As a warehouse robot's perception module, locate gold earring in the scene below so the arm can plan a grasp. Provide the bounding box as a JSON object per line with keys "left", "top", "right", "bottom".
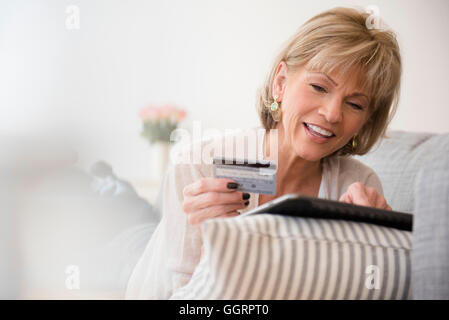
{"left": 270, "top": 95, "right": 282, "bottom": 122}
{"left": 352, "top": 136, "right": 357, "bottom": 150}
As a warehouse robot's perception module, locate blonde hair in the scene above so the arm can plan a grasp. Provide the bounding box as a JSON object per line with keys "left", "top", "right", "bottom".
{"left": 257, "top": 7, "right": 402, "bottom": 156}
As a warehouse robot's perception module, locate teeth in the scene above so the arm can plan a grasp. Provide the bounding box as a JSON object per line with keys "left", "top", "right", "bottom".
{"left": 306, "top": 123, "right": 333, "bottom": 137}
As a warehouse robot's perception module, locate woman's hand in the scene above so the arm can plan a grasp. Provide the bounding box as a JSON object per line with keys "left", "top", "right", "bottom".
{"left": 182, "top": 177, "right": 250, "bottom": 233}
{"left": 339, "top": 182, "right": 392, "bottom": 210}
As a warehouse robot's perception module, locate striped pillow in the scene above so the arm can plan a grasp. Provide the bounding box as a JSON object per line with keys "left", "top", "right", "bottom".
{"left": 171, "top": 214, "right": 412, "bottom": 300}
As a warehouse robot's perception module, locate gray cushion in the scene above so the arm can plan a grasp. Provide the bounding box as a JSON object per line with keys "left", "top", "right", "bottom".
{"left": 356, "top": 130, "right": 449, "bottom": 213}
{"left": 172, "top": 214, "right": 412, "bottom": 300}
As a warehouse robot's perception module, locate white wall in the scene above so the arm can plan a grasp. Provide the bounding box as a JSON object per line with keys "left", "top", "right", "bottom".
{"left": 1, "top": 0, "right": 448, "bottom": 181}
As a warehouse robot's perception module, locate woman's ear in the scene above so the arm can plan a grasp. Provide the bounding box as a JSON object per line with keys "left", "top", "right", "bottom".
{"left": 272, "top": 61, "right": 288, "bottom": 101}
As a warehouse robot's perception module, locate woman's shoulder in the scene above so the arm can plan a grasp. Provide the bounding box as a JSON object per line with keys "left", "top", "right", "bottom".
{"left": 323, "top": 155, "right": 384, "bottom": 196}
{"left": 327, "top": 155, "right": 377, "bottom": 176}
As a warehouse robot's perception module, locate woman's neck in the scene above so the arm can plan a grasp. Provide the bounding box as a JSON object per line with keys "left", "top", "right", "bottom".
{"left": 263, "top": 124, "right": 322, "bottom": 194}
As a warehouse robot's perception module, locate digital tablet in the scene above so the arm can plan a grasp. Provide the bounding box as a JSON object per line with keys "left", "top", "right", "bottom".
{"left": 240, "top": 193, "right": 413, "bottom": 231}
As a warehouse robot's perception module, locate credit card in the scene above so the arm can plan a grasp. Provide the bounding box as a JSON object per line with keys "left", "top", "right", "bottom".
{"left": 213, "top": 157, "right": 277, "bottom": 195}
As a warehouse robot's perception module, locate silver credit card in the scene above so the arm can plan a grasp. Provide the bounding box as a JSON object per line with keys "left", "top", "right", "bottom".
{"left": 213, "top": 157, "right": 277, "bottom": 195}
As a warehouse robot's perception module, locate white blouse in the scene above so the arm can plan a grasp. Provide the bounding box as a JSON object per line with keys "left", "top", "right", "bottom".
{"left": 125, "top": 127, "right": 383, "bottom": 299}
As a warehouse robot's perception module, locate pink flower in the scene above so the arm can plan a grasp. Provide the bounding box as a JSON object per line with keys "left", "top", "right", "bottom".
{"left": 160, "top": 104, "right": 175, "bottom": 119}
{"left": 139, "top": 105, "right": 159, "bottom": 121}
{"left": 139, "top": 104, "right": 187, "bottom": 123}
{"left": 177, "top": 109, "right": 187, "bottom": 121}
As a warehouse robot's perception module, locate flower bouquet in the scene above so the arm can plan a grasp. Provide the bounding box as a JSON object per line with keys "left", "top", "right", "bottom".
{"left": 139, "top": 104, "right": 187, "bottom": 145}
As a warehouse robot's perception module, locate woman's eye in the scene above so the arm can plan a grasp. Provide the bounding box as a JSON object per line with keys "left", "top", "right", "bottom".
{"left": 311, "top": 84, "right": 327, "bottom": 93}
{"left": 348, "top": 102, "right": 363, "bottom": 110}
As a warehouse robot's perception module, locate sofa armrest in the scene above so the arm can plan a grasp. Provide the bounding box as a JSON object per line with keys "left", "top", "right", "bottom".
{"left": 412, "top": 163, "right": 449, "bottom": 299}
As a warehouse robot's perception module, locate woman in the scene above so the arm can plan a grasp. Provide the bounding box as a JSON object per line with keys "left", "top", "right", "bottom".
{"left": 126, "top": 6, "right": 401, "bottom": 299}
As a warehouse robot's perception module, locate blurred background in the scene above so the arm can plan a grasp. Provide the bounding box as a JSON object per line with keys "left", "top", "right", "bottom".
{"left": 1, "top": 0, "right": 448, "bottom": 299}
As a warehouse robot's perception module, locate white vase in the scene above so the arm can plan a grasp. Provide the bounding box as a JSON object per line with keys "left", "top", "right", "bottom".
{"left": 157, "top": 142, "right": 170, "bottom": 179}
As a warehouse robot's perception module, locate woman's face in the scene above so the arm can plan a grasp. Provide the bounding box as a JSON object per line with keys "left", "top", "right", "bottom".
{"left": 273, "top": 62, "right": 370, "bottom": 161}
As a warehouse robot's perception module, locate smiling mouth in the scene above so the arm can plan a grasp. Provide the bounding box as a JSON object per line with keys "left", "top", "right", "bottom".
{"left": 303, "top": 123, "right": 336, "bottom": 138}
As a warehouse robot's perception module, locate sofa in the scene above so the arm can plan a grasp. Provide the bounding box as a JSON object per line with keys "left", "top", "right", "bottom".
{"left": 4, "top": 130, "right": 447, "bottom": 299}
{"left": 169, "top": 130, "right": 449, "bottom": 300}
{"left": 123, "top": 129, "right": 448, "bottom": 300}
{"left": 355, "top": 130, "right": 449, "bottom": 299}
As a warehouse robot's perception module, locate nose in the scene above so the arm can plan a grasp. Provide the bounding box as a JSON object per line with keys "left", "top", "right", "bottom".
{"left": 318, "top": 99, "right": 343, "bottom": 124}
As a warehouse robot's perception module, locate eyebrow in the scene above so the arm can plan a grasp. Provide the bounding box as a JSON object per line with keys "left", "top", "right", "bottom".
{"left": 310, "top": 72, "right": 339, "bottom": 86}
{"left": 309, "top": 72, "right": 369, "bottom": 100}
{"left": 350, "top": 92, "right": 370, "bottom": 100}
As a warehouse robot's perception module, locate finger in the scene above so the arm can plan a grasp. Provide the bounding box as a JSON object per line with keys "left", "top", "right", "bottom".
{"left": 339, "top": 192, "right": 349, "bottom": 203}
{"left": 187, "top": 202, "right": 248, "bottom": 225}
{"left": 385, "top": 204, "right": 392, "bottom": 211}
{"left": 216, "top": 211, "right": 241, "bottom": 219}
{"left": 364, "top": 187, "right": 390, "bottom": 210}
{"left": 183, "top": 177, "right": 239, "bottom": 197}
{"left": 365, "top": 187, "right": 379, "bottom": 205}
{"left": 374, "top": 194, "right": 388, "bottom": 210}
{"left": 183, "top": 190, "right": 249, "bottom": 213}
{"left": 346, "top": 182, "right": 371, "bottom": 207}
{"left": 193, "top": 191, "right": 249, "bottom": 210}
{"left": 339, "top": 192, "right": 353, "bottom": 204}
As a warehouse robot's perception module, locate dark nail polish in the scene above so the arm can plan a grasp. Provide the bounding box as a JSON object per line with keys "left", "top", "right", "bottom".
{"left": 244, "top": 201, "right": 249, "bottom": 206}
{"left": 227, "top": 182, "right": 239, "bottom": 189}
{"left": 242, "top": 193, "right": 250, "bottom": 200}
